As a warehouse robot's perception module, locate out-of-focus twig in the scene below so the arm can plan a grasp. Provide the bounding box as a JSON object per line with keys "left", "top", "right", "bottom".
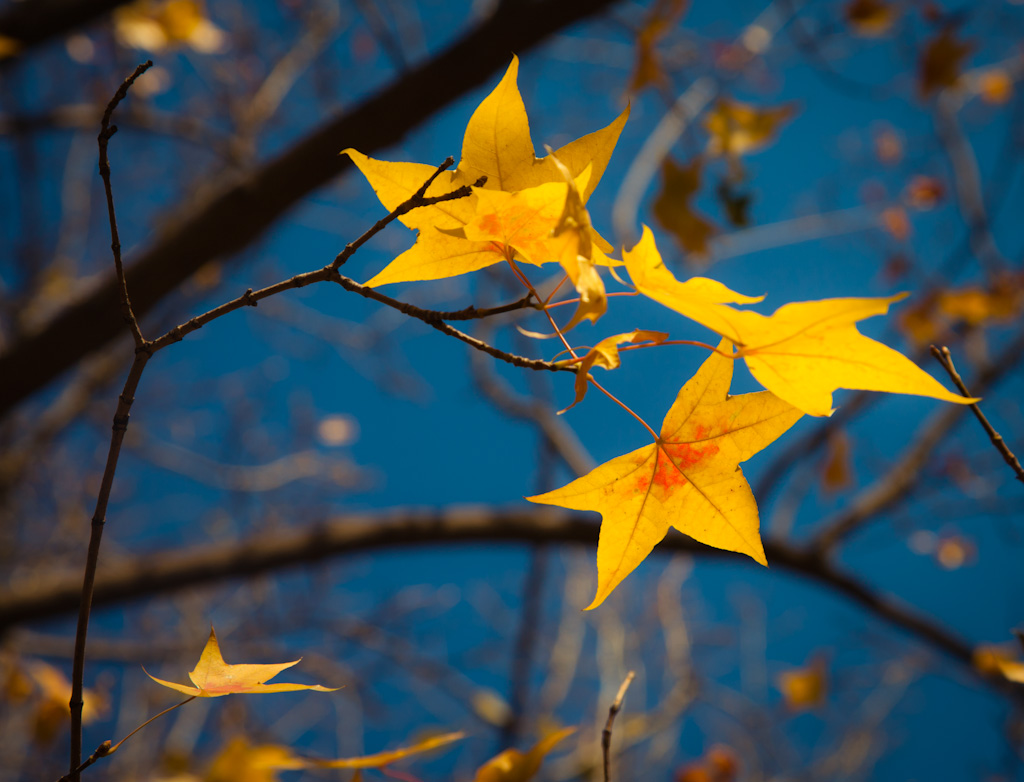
{"left": 602, "top": 670, "right": 635, "bottom": 782}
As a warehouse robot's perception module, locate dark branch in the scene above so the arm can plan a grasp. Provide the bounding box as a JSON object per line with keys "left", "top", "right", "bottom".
{"left": 0, "top": 0, "right": 621, "bottom": 417}
{"left": 1, "top": 507, "right": 1016, "bottom": 701}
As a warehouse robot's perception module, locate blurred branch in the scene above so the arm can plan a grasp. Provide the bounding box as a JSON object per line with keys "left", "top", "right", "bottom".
{"left": 2, "top": 507, "right": 1014, "bottom": 700}
{"left": 934, "top": 94, "right": 1008, "bottom": 273}
{"left": 0, "top": 0, "right": 621, "bottom": 417}
{"left": 931, "top": 345, "right": 1024, "bottom": 485}
{"left": 602, "top": 670, "right": 635, "bottom": 782}
{"left": 0, "top": 0, "right": 132, "bottom": 60}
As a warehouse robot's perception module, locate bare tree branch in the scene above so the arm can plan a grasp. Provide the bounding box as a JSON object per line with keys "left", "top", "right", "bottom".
{"left": 0, "top": 0, "right": 621, "bottom": 417}
{"left": 2, "top": 507, "right": 1015, "bottom": 701}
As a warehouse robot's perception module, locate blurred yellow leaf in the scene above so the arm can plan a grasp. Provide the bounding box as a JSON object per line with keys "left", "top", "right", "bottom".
{"left": 977, "top": 68, "right": 1013, "bottom": 104}
{"left": 628, "top": 0, "right": 689, "bottom": 93}
{"left": 653, "top": 158, "right": 718, "bottom": 258}
{"left": 145, "top": 627, "right": 339, "bottom": 697}
{"left": 903, "top": 175, "right": 945, "bottom": 210}
{"left": 0, "top": 35, "right": 22, "bottom": 59}
{"left": 676, "top": 744, "right": 740, "bottom": 782}
{"left": 530, "top": 341, "right": 802, "bottom": 608}
{"left": 114, "top": 0, "right": 226, "bottom": 53}
{"left": 269, "top": 731, "right": 465, "bottom": 770}
{"left": 25, "top": 660, "right": 105, "bottom": 744}
{"left": 776, "top": 654, "right": 828, "bottom": 712}
{"left": 705, "top": 98, "right": 796, "bottom": 158}
{"left": 474, "top": 726, "right": 575, "bottom": 782}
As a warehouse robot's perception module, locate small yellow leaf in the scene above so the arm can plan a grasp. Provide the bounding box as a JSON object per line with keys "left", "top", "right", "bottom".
{"left": 776, "top": 654, "right": 828, "bottom": 712}
{"left": 113, "top": 0, "right": 226, "bottom": 53}
{"left": 145, "top": 628, "right": 339, "bottom": 697}
{"left": 530, "top": 340, "right": 802, "bottom": 608}
{"left": 474, "top": 727, "right": 575, "bottom": 782}
{"left": 705, "top": 98, "right": 796, "bottom": 158}
{"left": 627, "top": 0, "right": 689, "bottom": 93}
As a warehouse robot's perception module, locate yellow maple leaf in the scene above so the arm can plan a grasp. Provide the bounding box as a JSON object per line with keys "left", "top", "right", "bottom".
{"left": 145, "top": 628, "right": 338, "bottom": 697}
{"left": 624, "top": 225, "right": 763, "bottom": 334}
{"left": 474, "top": 726, "right": 575, "bottom": 782}
{"left": 653, "top": 157, "right": 718, "bottom": 257}
{"left": 625, "top": 232, "right": 976, "bottom": 416}
{"left": 705, "top": 98, "right": 796, "bottom": 158}
{"left": 529, "top": 341, "right": 802, "bottom": 609}
{"left": 345, "top": 56, "right": 628, "bottom": 287}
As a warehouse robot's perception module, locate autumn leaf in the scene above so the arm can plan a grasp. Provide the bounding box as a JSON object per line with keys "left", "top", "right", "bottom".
{"left": 776, "top": 654, "right": 828, "bottom": 712}
{"left": 821, "top": 429, "right": 854, "bottom": 493}
{"left": 845, "top": 0, "right": 899, "bottom": 37}
{"left": 653, "top": 157, "right": 717, "bottom": 257}
{"left": 627, "top": 0, "right": 689, "bottom": 93}
{"left": 114, "top": 0, "right": 226, "bottom": 53}
{"left": 474, "top": 726, "right": 575, "bottom": 782}
{"left": 676, "top": 745, "right": 740, "bottom": 782}
{"left": 624, "top": 225, "right": 763, "bottom": 336}
{"left": 145, "top": 628, "right": 339, "bottom": 697}
{"left": 626, "top": 234, "right": 976, "bottom": 416}
{"left": 918, "top": 28, "right": 973, "bottom": 98}
{"left": 529, "top": 340, "right": 802, "bottom": 609}
{"left": 705, "top": 98, "right": 796, "bottom": 158}
{"left": 345, "top": 56, "right": 628, "bottom": 287}
{"left": 562, "top": 329, "right": 669, "bottom": 412}
{"left": 269, "top": 731, "right": 465, "bottom": 770}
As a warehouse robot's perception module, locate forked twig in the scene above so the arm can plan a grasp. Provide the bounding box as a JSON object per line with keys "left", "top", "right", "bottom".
{"left": 602, "top": 670, "right": 635, "bottom": 782}
{"left": 931, "top": 345, "right": 1024, "bottom": 484}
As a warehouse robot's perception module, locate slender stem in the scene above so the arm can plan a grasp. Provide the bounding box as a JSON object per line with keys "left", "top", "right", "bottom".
{"left": 97, "top": 60, "right": 152, "bottom": 350}
{"left": 69, "top": 354, "right": 149, "bottom": 781}
{"left": 72, "top": 61, "right": 152, "bottom": 781}
{"left": 602, "top": 670, "right": 635, "bottom": 782}
{"left": 545, "top": 290, "right": 639, "bottom": 309}
{"left": 58, "top": 697, "right": 195, "bottom": 782}
{"left": 590, "top": 378, "right": 660, "bottom": 441}
{"left": 931, "top": 345, "right": 1024, "bottom": 484}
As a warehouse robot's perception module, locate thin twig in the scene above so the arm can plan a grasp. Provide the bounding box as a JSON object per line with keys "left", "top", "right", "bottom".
{"left": 602, "top": 670, "right": 635, "bottom": 782}
{"left": 58, "top": 696, "right": 195, "bottom": 782}
{"left": 931, "top": 345, "right": 1024, "bottom": 484}
{"left": 810, "top": 328, "right": 1024, "bottom": 553}
{"left": 70, "top": 61, "right": 151, "bottom": 781}
{"left": 97, "top": 60, "right": 151, "bottom": 350}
